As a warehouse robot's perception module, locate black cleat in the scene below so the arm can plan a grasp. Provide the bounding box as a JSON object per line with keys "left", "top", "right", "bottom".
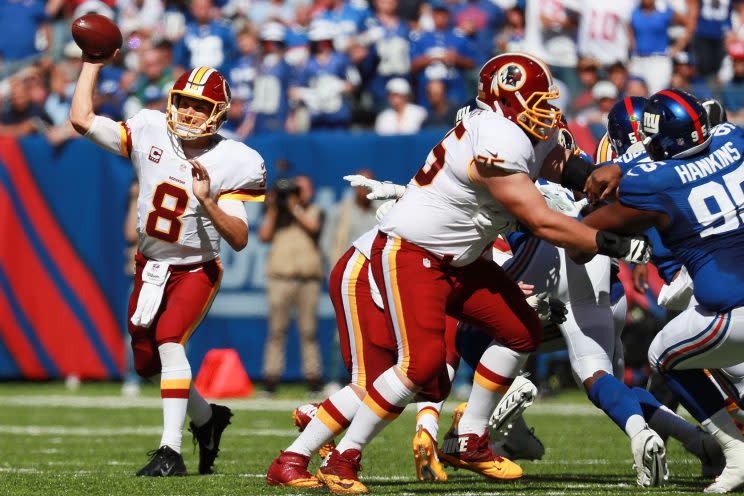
{"left": 189, "top": 403, "right": 233, "bottom": 474}
{"left": 136, "top": 446, "right": 187, "bottom": 477}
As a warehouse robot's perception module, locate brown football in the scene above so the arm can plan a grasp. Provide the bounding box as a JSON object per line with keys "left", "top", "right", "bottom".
{"left": 71, "top": 14, "right": 122, "bottom": 59}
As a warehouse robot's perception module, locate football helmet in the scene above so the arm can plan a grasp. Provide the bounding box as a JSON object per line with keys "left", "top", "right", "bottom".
{"left": 642, "top": 89, "right": 711, "bottom": 161}
{"left": 701, "top": 98, "right": 728, "bottom": 128}
{"left": 167, "top": 67, "right": 231, "bottom": 140}
{"left": 607, "top": 96, "right": 647, "bottom": 156}
{"left": 477, "top": 52, "right": 561, "bottom": 141}
{"left": 556, "top": 115, "right": 576, "bottom": 152}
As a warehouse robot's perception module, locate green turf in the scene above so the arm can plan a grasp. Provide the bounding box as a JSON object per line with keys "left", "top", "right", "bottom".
{"left": 0, "top": 382, "right": 710, "bottom": 495}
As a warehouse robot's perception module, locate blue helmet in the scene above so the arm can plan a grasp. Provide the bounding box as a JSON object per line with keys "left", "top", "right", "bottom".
{"left": 607, "top": 96, "right": 647, "bottom": 156}
{"left": 642, "top": 89, "right": 711, "bottom": 161}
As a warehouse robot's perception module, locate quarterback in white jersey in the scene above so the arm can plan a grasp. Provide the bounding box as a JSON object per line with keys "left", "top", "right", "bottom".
{"left": 70, "top": 52, "right": 264, "bottom": 477}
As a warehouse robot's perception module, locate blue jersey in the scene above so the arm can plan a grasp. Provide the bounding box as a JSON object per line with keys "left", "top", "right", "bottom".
{"left": 227, "top": 54, "right": 257, "bottom": 102}
{"left": 696, "top": 0, "right": 742, "bottom": 38}
{"left": 631, "top": 7, "right": 673, "bottom": 56}
{"left": 618, "top": 123, "right": 744, "bottom": 311}
{"left": 252, "top": 56, "right": 294, "bottom": 134}
{"left": 0, "top": 0, "right": 46, "bottom": 61}
{"left": 295, "top": 52, "right": 356, "bottom": 127}
{"left": 362, "top": 17, "right": 412, "bottom": 107}
{"left": 174, "top": 21, "right": 238, "bottom": 72}
{"left": 318, "top": 1, "right": 370, "bottom": 39}
{"left": 410, "top": 29, "right": 476, "bottom": 108}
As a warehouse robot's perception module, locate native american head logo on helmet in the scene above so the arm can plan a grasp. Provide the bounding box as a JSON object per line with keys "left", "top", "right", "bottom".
{"left": 477, "top": 53, "right": 561, "bottom": 141}
{"left": 167, "top": 66, "right": 232, "bottom": 140}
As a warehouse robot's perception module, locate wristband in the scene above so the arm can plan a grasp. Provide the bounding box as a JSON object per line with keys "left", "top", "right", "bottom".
{"left": 561, "top": 154, "right": 595, "bottom": 191}
{"left": 595, "top": 230, "right": 630, "bottom": 258}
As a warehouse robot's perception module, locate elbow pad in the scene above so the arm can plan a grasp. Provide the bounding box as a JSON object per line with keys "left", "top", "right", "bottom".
{"left": 561, "top": 154, "right": 595, "bottom": 191}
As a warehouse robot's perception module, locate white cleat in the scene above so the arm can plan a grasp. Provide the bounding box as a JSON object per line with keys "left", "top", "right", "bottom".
{"left": 488, "top": 375, "right": 538, "bottom": 437}
{"left": 631, "top": 427, "right": 669, "bottom": 487}
{"left": 704, "top": 445, "right": 744, "bottom": 493}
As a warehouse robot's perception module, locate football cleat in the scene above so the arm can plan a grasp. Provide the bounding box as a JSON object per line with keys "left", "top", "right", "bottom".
{"left": 438, "top": 431, "right": 523, "bottom": 480}
{"left": 412, "top": 426, "right": 448, "bottom": 482}
{"left": 266, "top": 450, "right": 323, "bottom": 488}
{"left": 630, "top": 427, "right": 669, "bottom": 487}
{"left": 488, "top": 375, "right": 538, "bottom": 437}
{"left": 293, "top": 402, "right": 336, "bottom": 458}
{"left": 317, "top": 448, "right": 368, "bottom": 494}
{"left": 136, "top": 446, "right": 187, "bottom": 477}
{"left": 683, "top": 427, "right": 725, "bottom": 478}
{"left": 189, "top": 403, "right": 233, "bottom": 474}
{"left": 491, "top": 415, "right": 545, "bottom": 461}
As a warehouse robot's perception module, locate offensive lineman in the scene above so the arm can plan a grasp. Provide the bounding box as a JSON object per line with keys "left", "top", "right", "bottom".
{"left": 69, "top": 51, "right": 267, "bottom": 476}
{"left": 314, "top": 53, "right": 652, "bottom": 494}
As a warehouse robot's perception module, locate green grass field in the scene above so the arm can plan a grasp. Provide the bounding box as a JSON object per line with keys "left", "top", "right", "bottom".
{"left": 0, "top": 382, "right": 711, "bottom": 495}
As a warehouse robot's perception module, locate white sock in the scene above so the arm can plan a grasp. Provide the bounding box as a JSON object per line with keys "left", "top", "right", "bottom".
{"left": 158, "top": 342, "right": 191, "bottom": 453}
{"left": 336, "top": 368, "right": 415, "bottom": 453}
{"left": 459, "top": 344, "right": 527, "bottom": 436}
{"left": 287, "top": 385, "right": 362, "bottom": 457}
{"left": 416, "top": 402, "right": 442, "bottom": 439}
{"left": 188, "top": 385, "right": 212, "bottom": 428}
{"left": 625, "top": 414, "right": 647, "bottom": 438}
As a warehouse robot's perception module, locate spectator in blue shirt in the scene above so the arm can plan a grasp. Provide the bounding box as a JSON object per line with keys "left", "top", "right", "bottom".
{"left": 722, "top": 40, "right": 744, "bottom": 124}
{"left": 227, "top": 27, "right": 259, "bottom": 103}
{"left": 452, "top": 0, "right": 504, "bottom": 63}
{"left": 692, "top": 0, "right": 744, "bottom": 79}
{"left": 0, "top": 0, "right": 48, "bottom": 65}
{"left": 410, "top": 2, "right": 475, "bottom": 108}
{"left": 173, "top": 0, "right": 238, "bottom": 72}
{"left": 670, "top": 51, "right": 714, "bottom": 101}
{"left": 628, "top": 0, "right": 694, "bottom": 94}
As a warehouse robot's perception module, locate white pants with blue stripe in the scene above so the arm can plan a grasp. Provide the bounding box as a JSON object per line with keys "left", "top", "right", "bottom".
{"left": 648, "top": 306, "right": 744, "bottom": 372}
{"left": 499, "top": 237, "right": 615, "bottom": 382}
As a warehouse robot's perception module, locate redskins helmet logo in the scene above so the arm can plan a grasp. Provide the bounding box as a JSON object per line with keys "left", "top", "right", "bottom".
{"left": 497, "top": 63, "right": 526, "bottom": 91}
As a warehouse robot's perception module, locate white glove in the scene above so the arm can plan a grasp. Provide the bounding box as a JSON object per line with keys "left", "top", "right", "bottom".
{"left": 472, "top": 210, "right": 514, "bottom": 237}
{"left": 130, "top": 260, "right": 170, "bottom": 328}
{"left": 658, "top": 266, "right": 694, "bottom": 311}
{"left": 375, "top": 199, "right": 396, "bottom": 222}
{"left": 343, "top": 175, "right": 406, "bottom": 200}
{"left": 621, "top": 236, "right": 652, "bottom": 264}
{"left": 537, "top": 183, "right": 582, "bottom": 217}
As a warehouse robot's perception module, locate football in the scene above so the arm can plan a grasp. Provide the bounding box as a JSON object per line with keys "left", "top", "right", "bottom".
{"left": 71, "top": 14, "right": 122, "bottom": 60}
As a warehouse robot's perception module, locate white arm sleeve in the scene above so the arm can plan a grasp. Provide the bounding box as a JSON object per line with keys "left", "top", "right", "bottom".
{"left": 217, "top": 198, "right": 249, "bottom": 226}
{"left": 85, "top": 115, "right": 125, "bottom": 156}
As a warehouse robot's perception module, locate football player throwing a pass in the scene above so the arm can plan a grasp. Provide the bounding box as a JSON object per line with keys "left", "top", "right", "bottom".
{"left": 70, "top": 51, "right": 267, "bottom": 476}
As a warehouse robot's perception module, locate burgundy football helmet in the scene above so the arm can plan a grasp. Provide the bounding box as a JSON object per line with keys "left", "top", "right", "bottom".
{"left": 167, "top": 66, "right": 231, "bottom": 140}
{"left": 477, "top": 53, "right": 561, "bottom": 141}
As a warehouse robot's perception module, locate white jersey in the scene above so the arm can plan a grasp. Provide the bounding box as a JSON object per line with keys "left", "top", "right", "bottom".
{"left": 577, "top": 0, "right": 634, "bottom": 65}
{"left": 122, "top": 109, "right": 266, "bottom": 264}
{"left": 378, "top": 108, "right": 557, "bottom": 267}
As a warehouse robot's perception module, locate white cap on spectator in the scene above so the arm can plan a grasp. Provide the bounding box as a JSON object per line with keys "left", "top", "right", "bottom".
{"left": 386, "top": 78, "right": 411, "bottom": 95}
{"left": 308, "top": 20, "right": 336, "bottom": 42}
{"left": 260, "top": 22, "right": 286, "bottom": 42}
{"left": 73, "top": 0, "right": 115, "bottom": 20}
{"left": 591, "top": 81, "right": 618, "bottom": 101}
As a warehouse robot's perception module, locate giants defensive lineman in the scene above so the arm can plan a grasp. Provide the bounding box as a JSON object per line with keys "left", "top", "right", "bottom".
{"left": 70, "top": 51, "right": 266, "bottom": 476}
{"left": 314, "top": 53, "right": 651, "bottom": 494}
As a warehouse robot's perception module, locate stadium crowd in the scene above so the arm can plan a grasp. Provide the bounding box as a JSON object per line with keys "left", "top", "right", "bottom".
{"left": 3, "top": 0, "right": 744, "bottom": 147}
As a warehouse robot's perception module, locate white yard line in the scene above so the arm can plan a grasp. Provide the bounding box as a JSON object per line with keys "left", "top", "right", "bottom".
{"left": 1, "top": 394, "right": 601, "bottom": 416}
{"left": 0, "top": 426, "right": 296, "bottom": 437}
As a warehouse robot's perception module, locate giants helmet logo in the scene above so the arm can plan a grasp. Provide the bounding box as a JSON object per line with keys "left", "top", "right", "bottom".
{"left": 497, "top": 63, "right": 526, "bottom": 91}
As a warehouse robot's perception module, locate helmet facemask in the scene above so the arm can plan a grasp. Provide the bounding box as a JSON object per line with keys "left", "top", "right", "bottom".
{"left": 167, "top": 91, "right": 229, "bottom": 140}
{"left": 514, "top": 88, "right": 561, "bottom": 140}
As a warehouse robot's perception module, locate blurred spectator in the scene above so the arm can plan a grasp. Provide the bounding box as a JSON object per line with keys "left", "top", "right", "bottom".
{"left": 240, "top": 23, "right": 295, "bottom": 136}
{"left": 572, "top": 56, "right": 601, "bottom": 113}
{"left": 315, "top": 0, "right": 370, "bottom": 52}
{"left": 259, "top": 175, "right": 324, "bottom": 395}
{"left": 375, "top": 77, "right": 426, "bottom": 134}
{"left": 45, "top": 62, "right": 77, "bottom": 126}
{"left": 606, "top": 61, "right": 628, "bottom": 96}
{"left": 625, "top": 75, "right": 650, "bottom": 97}
{"left": 125, "top": 47, "right": 174, "bottom": 116}
{"left": 410, "top": 2, "right": 476, "bottom": 108}
{"left": 497, "top": 5, "right": 526, "bottom": 54}
{"left": 722, "top": 40, "right": 744, "bottom": 124}
{"left": 118, "top": 0, "right": 165, "bottom": 40}
{"left": 173, "top": 0, "right": 237, "bottom": 72}
{"left": 453, "top": 0, "right": 505, "bottom": 63}
{"left": 0, "top": 0, "right": 49, "bottom": 72}
{"left": 577, "top": 0, "right": 634, "bottom": 68}
{"left": 227, "top": 26, "right": 259, "bottom": 103}
{"left": 285, "top": 3, "right": 312, "bottom": 68}
{"left": 691, "top": 0, "right": 744, "bottom": 80}
{"left": 576, "top": 80, "right": 617, "bottom": 138}
{"left": 356, "top": 0, "right": 412, "bottom": 110}
{"left": 323, "top": 168, "right": 381, "bottom": 265}
{"left": 523, "top": 0, "right": 580, "bottom": 98}
{"left": 0, "top": 77, "right": 52, "bottom": 137}
{"left": 628, "top": 0, "right": 693, "bottom": 94}
{"left": 422, "top": 78, "right": 457, "bottom": 128}
{"left": 670, "top": 51, "right": 714, "bottom": 101}
{"left": 293, "top": 20, "right": 360, "bottom": 129}
{"left": 245, "top": 0, "right": 296, "bottom": 28}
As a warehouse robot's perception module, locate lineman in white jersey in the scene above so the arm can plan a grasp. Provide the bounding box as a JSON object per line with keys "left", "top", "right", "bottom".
{"left": 70, "top": 54, "right": 266, "bottom": 476}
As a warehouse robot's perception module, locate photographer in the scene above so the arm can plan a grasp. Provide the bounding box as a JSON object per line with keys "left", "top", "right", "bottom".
{"left": 259, "top": 175, "right": 324, "bottom": 395}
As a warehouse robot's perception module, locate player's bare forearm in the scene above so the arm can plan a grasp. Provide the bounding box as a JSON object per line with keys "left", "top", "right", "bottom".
{"left": 200, "top": 198, "right": 249, "bottom": 251}
{"left": 69, "top": 63, "right": 102, "bottom": 134}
